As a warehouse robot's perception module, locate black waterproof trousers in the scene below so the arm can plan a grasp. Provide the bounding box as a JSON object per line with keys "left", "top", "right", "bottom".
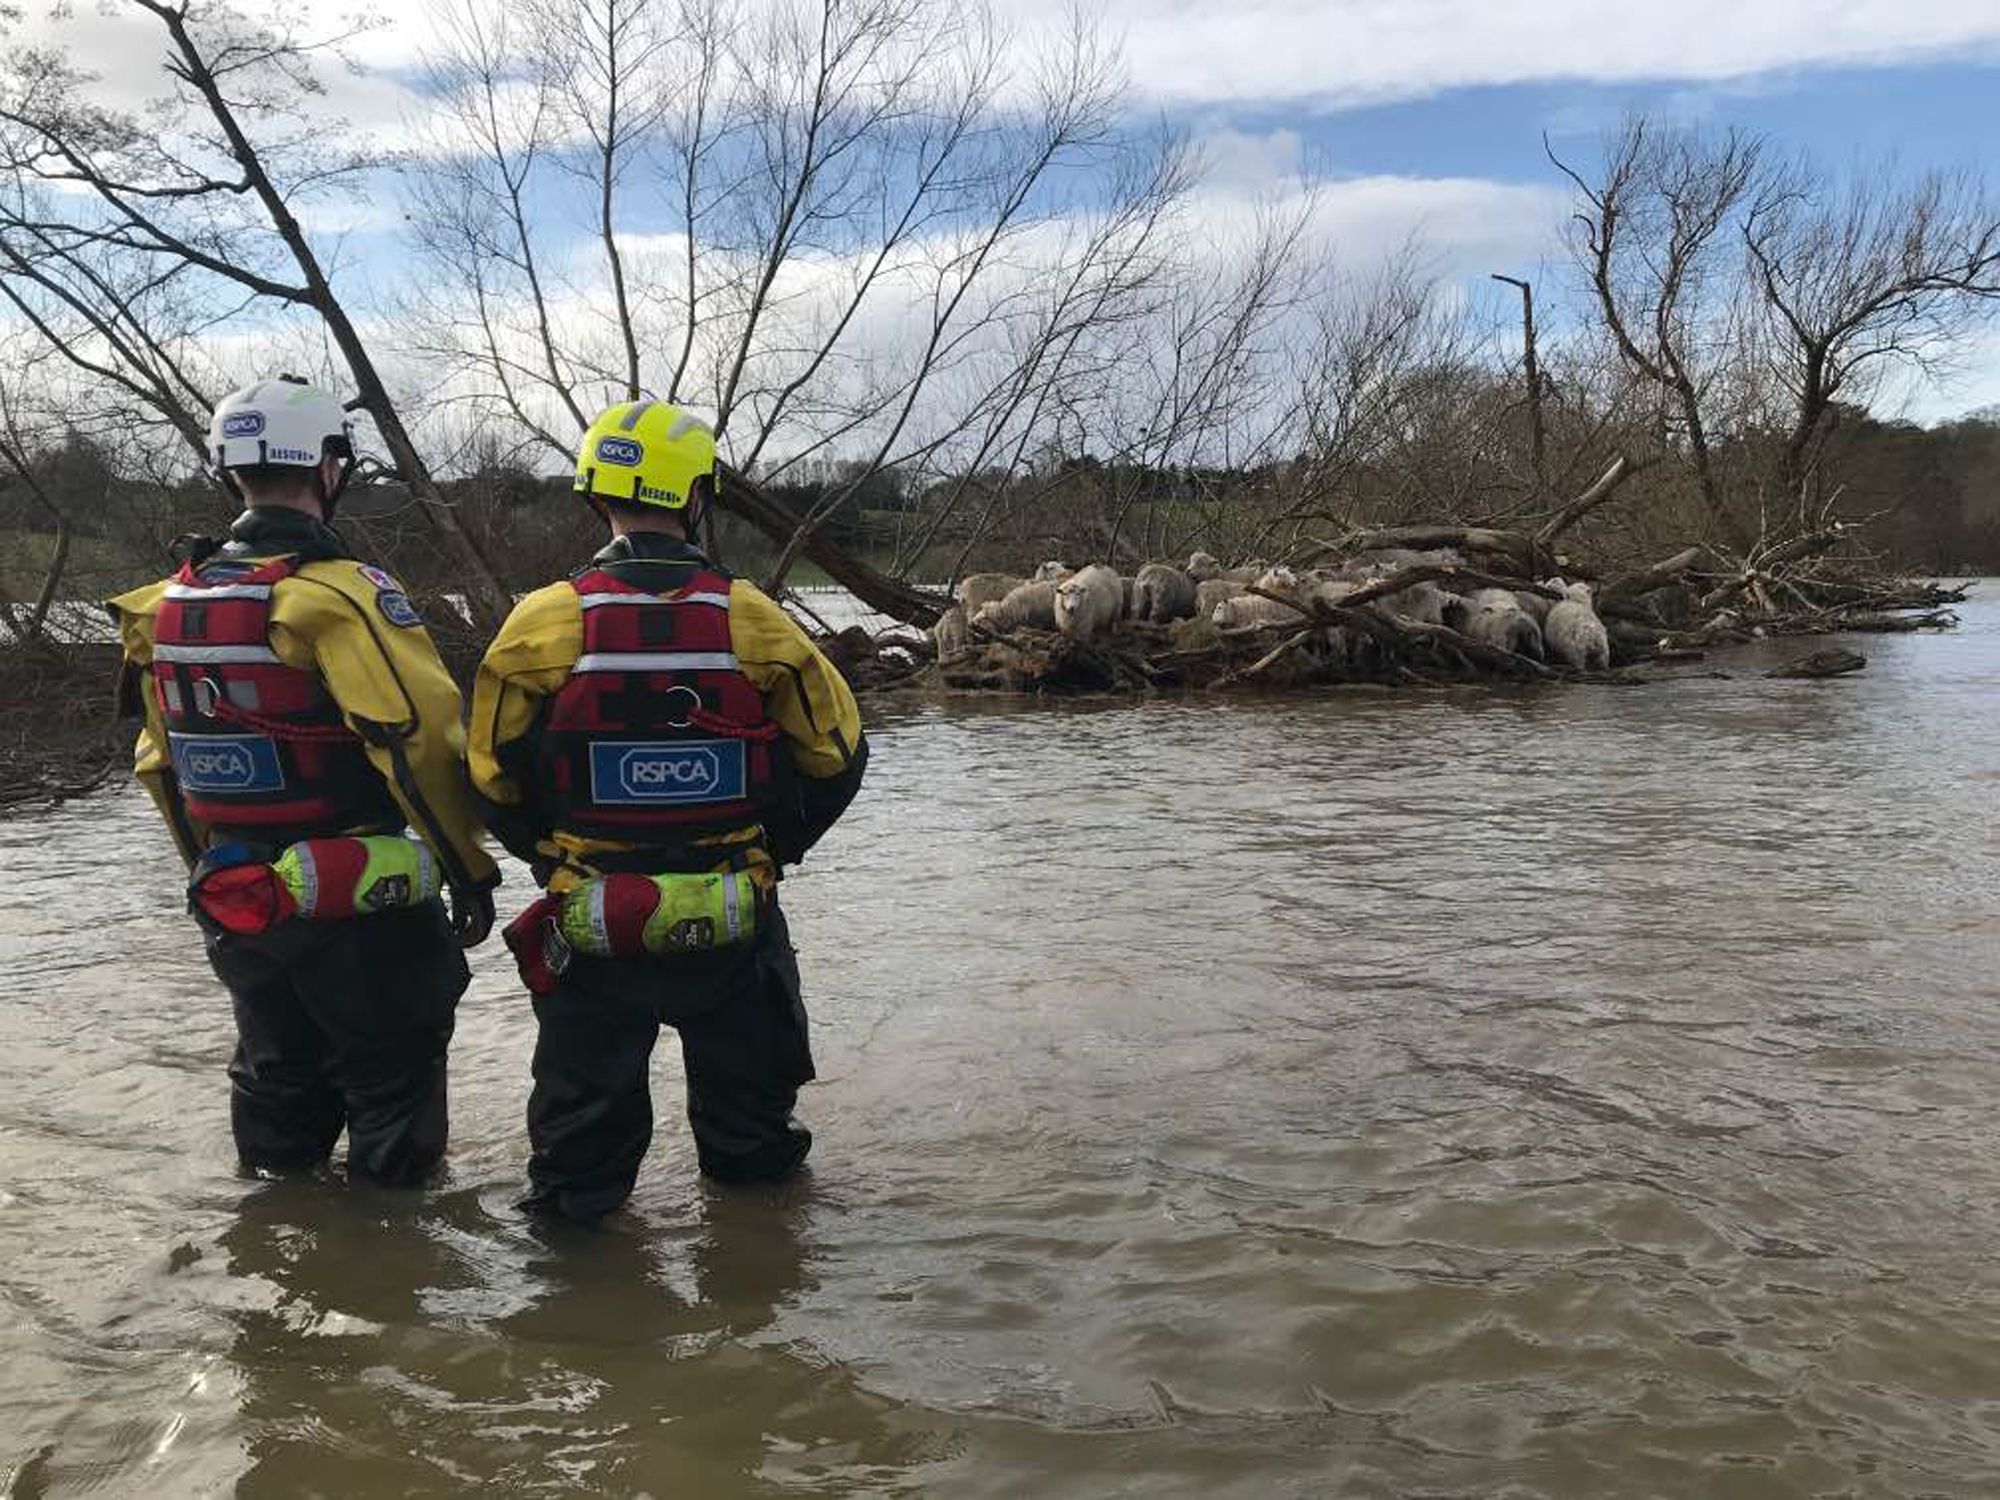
{"left": 522, "top": 903, "right": 814, "bottom": 1222}
{"left": 206, "top": 900, "right": 469, "bottom": 1185}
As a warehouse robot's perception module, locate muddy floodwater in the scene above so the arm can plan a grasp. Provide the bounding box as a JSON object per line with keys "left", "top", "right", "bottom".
{"left": 4, "top": 598, "right": 1999, "bottom": 1498}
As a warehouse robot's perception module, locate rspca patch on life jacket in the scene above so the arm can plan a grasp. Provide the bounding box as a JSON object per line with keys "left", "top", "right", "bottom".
{"left": 588, "top": 740, "right": 746, "bottom": 805}
{"left": 352, "top": 566, "right": 421, "bottom": 627}
{"left": 169, "top": 733, "right": 285, "bottom": 794}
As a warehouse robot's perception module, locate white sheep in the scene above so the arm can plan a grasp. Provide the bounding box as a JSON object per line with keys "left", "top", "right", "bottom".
{"left": 1374, "top": 576, "right": 1446, "bottom": 627}
{"left": 957, "top": 572, "right": 1022, "bottom": 617}
{"left": 1465, "top": 600, "right": 1546, "bottom": 659}
{"left": 1185, "top": 551, "right": 1223, "bottom": 582}
{"left": 931, "top": 604, "right": 970, "bottom": 661}
{"left": 1033, "top": 560, "right": 1072, "bottom": 582}
{"left": 1213, "top": 592, "right": 1308, "bottom": 629}
{"left": 1544, "top": 581, "right": 1611, "bottom": 671}
{"left": 1219, "top": 559, "right": 1271, "bottom": 586}
{"left": 1195, "top": 578, "right": 1245, "bottom": 617}
{"left": 1132, "top": 562, "right": 1198, "bottom": 623}
{"left": 1053, "top": 564, "right": 1125, "bottom": 641}
{"left": 1308, "top": 577, "right": 1361, "bottom": 611}
{"left": 1515, "top": 584, "right": 1558, "bottom": 626}
{"left": 972, "top": 578, "right": 1060, "bottom": 633}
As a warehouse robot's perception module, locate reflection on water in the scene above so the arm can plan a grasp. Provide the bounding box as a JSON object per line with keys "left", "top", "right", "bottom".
{"left": 3, "top": 601, "right": 2000, "bottom": 1496}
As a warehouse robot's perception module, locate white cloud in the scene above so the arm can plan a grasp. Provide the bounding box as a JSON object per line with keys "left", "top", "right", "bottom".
{"left": 1042, "top": 0, "right": 2000, "bottom": 109}
{"left": 1299, "top": 173, "right": 1564, "bottom": 278}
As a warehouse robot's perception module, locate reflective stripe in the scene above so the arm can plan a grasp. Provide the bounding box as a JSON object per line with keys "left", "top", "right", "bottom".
{"left": 576, "top": 591, "right": 731, "bottom": 610}
{"left": 292, "top": 841, "right": 320, "bottom": 919}
{"left": 664, "top": 410, "right": 712, "bottom": 442}
{"left": 160, "top": 680, "right": 183, "bottom": 712}
{"left": 588, "top": 880, "right": 609, "bottom": 954}
{"left": 619, "top": 400, "right": 655, "bottom": 432}
{"left": 722, "top": 873, "right": 742, "bottom": 942}
{"left": 154, "top": 643, "right": 281, "bottom": 665}
{"left": 165, "top": 583, "right": 273, "bottom": 601}
{"left": 573, "top": 651, "right": 739, "bottom": 674}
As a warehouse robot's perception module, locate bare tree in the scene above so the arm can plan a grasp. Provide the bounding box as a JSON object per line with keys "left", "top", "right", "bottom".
{"left": 0, "top": 0, "right": 514, "bottom": 626}
{"left": 404, "top": 0, "right": 1197, "bottom": 613}
{"left": 1551, "top": 118, "right": 1766, "bottom": 547}
{"left": 1744, "top": 161, "right": 2000, "bottom": 501}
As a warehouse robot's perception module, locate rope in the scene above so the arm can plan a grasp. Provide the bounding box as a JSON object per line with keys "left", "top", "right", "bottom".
{"left": 686, "top": 707, "right": 783, "bottom": 743}
{"left": 202, "top": 694, "right": 360, "bottom": 744}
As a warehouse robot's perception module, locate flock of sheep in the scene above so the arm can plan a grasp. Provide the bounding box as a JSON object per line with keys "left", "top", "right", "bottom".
{"left": 931, "top": 550, "right": 1614, "bottom": 672}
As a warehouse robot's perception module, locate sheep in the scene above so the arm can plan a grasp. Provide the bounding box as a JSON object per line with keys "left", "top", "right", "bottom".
{"left": 1514, "top": 583, "right": 1558, "bottom": 626}
{"left": 1308, "top": 576, "right": 1361, "bottom": 611}
{"left": 1464, "top": 600, "right": 1546, "bottom": 660}
{"left": 1185, "top": 551, "right": 1223, "bottom": 582}
{"left": 1219, "top": 560, "right": 1271, "bottom": 586}
{"left": 1354, "top": 545, "right": 1463, "bottom": 573}
{"left": 1053, "top": 564, "right": 1125, "bottom": 640}
{"left": 956, "top": 572, "right": 1022, "bottom": 617}
{"left": 1195, "top": 578, "right": 1246, "bottom": 617}
{"left": 1466, "top": 587, "right": 1522, "bottom": 614}
{"left": 1132, "top": 562, "right": 1198, "bottom": 623}
{"left": 1455, "top": 586, "right": 1546, "bottom": 659}
{"left": 1374, "top": 576, "right": 1446, "bottom": 627}
{"left": 971, "top": 577, "right": 1060, "bottom": 633}
{"left": 1212, "top": 593, "right": 1308, "bottom": 629}
{"left": 1543, "top": 581, "right": 1611, "bottom": 670}
{"left": 1254, "top": 565, "right": 1301, "bottom": 595}
{"left": 931, "top": 604, "right": 970, "bottom": 661}
{"left": 1033, "top": 560, "right": 1072, "bottom": 582}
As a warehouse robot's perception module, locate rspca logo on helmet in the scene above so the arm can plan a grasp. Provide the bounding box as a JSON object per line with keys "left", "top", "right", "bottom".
{"left": 596, "top": 436, "right": 644, "bottom": 467}
{"left": 170, "top": 734, "right": 285, "bottom": 794}
{"left": 221, "top": 411, "right": 265, "bottom": 438}
{"left": 590, "top": 740, "right": 746, "bottom": 805}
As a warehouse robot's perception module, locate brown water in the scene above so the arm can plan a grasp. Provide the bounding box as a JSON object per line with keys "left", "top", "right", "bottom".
{"left": 4, "top": 602, "right": 1999, "bottom": 1498}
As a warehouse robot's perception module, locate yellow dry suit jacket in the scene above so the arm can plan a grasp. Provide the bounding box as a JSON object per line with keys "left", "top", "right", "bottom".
{"left": 469, "top": 533, "right": 867, "bottom": 893}
{"left": 104, "top": 507, "right": 499, "bottom": 889}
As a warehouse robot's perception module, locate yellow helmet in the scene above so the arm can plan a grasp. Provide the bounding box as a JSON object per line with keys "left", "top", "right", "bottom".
{"left": 573, "top": 400, "right": 716, "bottom": 510}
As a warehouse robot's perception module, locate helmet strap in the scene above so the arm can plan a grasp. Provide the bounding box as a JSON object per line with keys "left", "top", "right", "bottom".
{"left": 320, "top": 453, "right": 355, "bottom": 522}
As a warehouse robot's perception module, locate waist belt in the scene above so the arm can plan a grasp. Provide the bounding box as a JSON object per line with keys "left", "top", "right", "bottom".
{"left": 502, "top": 871, "right": 762, "bottom": 997}
{"left": 189, "top": 835, "right": 441, "bottom": 934}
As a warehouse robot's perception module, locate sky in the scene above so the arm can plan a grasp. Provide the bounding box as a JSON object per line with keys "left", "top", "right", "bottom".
{"left": 14, "top": 0, "right": 2000, "bottom": 423}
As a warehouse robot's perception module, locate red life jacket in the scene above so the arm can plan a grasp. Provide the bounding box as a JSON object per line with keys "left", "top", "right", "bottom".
{"left": 152, "top": 555, "right": 401, "bottom": 836}
{"left": 533, "top": 567, "right": 792, "bottom": 846}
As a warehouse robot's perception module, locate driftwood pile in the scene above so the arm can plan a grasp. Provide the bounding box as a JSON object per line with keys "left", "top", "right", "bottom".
{"left": 814, "top": 522, "right": 1970, "bottom": 697}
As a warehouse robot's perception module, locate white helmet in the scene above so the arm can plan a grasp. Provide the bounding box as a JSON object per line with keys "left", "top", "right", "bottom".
{"left": 208, "top": 375, "right": 355, "bottom": 482}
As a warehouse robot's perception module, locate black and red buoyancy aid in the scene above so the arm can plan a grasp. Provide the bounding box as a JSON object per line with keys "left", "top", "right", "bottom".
{"left": 533, "top": 567, "right": 792, "bottom": 845}
{"left": 153, "top": 556, "right": 401, "bottom": 835}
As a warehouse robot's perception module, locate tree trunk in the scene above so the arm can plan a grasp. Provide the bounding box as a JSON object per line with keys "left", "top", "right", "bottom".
{"left": 719, "top": 465, "right": 948, "bottom": 626}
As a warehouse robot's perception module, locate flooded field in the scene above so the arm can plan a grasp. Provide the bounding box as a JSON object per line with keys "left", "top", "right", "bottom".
{"left": 3, "top": 596, "right": 1998, "bottom": 1497}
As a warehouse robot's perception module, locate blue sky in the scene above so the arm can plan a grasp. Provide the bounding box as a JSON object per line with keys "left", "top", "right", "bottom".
{"left": 22, "top": 0, "right": 2000, "bottom": 423}
{"left": 1261, "top": 62, "right": 1999, "bottom": 188}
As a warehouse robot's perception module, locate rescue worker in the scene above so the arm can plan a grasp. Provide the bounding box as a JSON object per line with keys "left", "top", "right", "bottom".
{"left": 470, "top": 399, "right": 866, "bottom": 1222}
{"left": 106, "top": 375, "right": 499, "bottom": 1186}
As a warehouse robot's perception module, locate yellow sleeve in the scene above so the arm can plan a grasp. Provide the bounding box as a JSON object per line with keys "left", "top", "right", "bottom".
{"left": 105, "top": 578, "right": 208, "bottom": 865}
{"left": 726, "top": 581, "right": 864, "bottom": 777}
{"left": 467, "top": 582, "right": 584, "bottom": 806}
{"left": 271, "top": 562, "right": 499, "bottom": 887}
